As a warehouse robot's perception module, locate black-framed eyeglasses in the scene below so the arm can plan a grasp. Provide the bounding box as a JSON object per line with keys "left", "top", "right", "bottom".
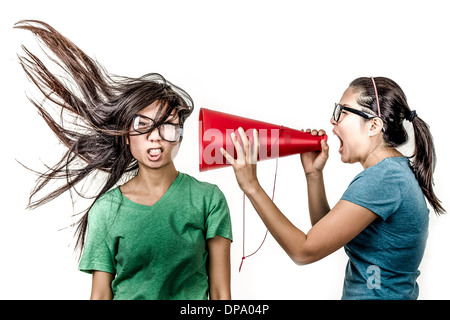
{"left": 131, "top": 114, "right": 183, "bottom": 142}
{"left": 332, "top": 103, "right": 379, "bottom": 122}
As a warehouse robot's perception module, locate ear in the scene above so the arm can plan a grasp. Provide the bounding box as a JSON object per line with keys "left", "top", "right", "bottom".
{"left": 368, "top": 118, "right": 384, "bottom": 137}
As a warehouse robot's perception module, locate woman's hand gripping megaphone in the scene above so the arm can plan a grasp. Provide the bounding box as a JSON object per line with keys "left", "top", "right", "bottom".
{"left": 220, "top": 127, "right": 260, "bottom": 195}
{"left": 300, "top": 129, "right": 329, "bottom": 177}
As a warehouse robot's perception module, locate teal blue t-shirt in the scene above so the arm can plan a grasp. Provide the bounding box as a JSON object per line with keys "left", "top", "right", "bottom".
{"left": 341, "top": 157, "right": 429, "bottom": 300}
{"left": 78, "top": 172, "right": 232, "bottom": 300}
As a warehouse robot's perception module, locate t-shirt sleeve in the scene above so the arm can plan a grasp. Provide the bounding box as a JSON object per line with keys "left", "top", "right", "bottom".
{"left": 341, "top": 172, "right": 401, "bottom": 221}
{"left": 78, "top": 198, "right": 117, "bottom": 275}
{"left": 205, "top": 185, "right": 233, "bottom": 241}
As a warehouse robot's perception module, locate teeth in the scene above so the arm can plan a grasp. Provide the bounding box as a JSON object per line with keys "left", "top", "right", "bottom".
{"left": 149, "top": 148, "right": 162, "bottom": 156}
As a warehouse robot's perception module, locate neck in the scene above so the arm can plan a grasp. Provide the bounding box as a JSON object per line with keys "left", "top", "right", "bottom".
{"left": 361, "top": 144, "right": 403, "bottom": 169}
{"left": 134, "top": 161, "right": 179, "bottom": 193}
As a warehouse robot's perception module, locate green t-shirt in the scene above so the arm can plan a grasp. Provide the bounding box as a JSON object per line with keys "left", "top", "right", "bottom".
{"left": 78, "top": 172, "right": 232, "bottom": 300}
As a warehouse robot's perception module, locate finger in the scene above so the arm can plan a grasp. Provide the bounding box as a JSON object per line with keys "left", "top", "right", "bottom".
{"left": 311, "top": 129, "right": 318, "bottom": 136}
{"left": 238, "top": 127, "right": 250, "bottom": 164}
{"left": 251, "top": 129, "right": 259, "bottom": 164}
{"left": 305, "top": 128, "right": 311, "bottom": 133}
{"left": 320, "top": 139, "right": 329, "bottom": 156}
{"left": 231, "top": 131, "right": 245, "bottom": 164}
{"left": 220, "top": 147, "right": 235, "bottom": 165}
{"left": 318, "top": 129, "right": 326, "bottom": 136}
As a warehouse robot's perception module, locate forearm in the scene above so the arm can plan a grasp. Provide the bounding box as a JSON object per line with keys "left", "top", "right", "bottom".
{"left": 245, "top": 184, "right": 310, "bottom": 265}
{"left": 305, "top": 172, "right": 330, "bottom": 225}
{"left": 222, "top": 128, "right": 319, "bottom": 264}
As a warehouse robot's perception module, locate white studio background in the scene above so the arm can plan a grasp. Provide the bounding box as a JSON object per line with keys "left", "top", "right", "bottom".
{"left": 1, "top": 0, "right": 449, "bottom": 299}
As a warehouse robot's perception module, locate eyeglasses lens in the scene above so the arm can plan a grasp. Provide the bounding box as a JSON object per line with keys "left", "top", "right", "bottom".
{"left": 133, "top": 115, "right": 182, "bottom": 142}
{"left": 133, "top": 116, "right": 153, "bottom": 133}
{"left": 160, "top": 124, "right": 181, "bottom": 142}
{"left": 333, "top": 104, "right": 342, "bottom": 122}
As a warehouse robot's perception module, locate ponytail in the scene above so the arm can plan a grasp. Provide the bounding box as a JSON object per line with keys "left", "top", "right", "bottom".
{"left": 410, "top": 115, "right": 445, "bottom": 214}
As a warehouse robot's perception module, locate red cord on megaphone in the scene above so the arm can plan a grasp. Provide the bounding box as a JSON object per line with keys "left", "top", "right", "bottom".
{"left": 239, "top": 157, "right": 278, "bottom": 272}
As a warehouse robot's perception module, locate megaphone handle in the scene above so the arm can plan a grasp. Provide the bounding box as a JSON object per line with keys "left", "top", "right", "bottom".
{"left": 239, "top": 157, "right": 279, "bottom": 272}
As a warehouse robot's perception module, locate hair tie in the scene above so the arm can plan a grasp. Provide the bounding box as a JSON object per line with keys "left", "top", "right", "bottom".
{"left": 407, "top": 110, "right": 417, "bottom": 122}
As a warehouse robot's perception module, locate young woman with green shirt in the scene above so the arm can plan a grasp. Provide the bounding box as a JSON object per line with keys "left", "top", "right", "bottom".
{"left": 222, "top": 77, "right": 445, "bottom": 299}
{"left": 16, "top": 20, "right": 232, "bottom": 300}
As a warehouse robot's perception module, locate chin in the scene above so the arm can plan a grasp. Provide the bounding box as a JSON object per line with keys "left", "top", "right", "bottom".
{"left": 340, "top": 156, "right": 349, "bottom": 164}
{"left": 339, "top": 152, "right": 353, "bottom": 164}
{"left": 143, "top": 160, "right": 172, "bottom": 171}
{"left": 341, "top": 155, "right": 360, "bottom": 165}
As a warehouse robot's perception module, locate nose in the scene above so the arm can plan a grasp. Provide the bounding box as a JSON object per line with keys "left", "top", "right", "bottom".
{"left": 147, "top": 127, "right": 162, "bottom": 141}
{"left": 330, "top": 116, "right": 337, "bottom": 126}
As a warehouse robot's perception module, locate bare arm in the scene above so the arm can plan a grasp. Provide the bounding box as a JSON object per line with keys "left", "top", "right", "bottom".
{"left": 245, "top": 185, "right": 376, "bottom": 264}
{"left": 221, "top": 128, "right": 377, "bottom": 265}
{"left": 207, "top": 235, "right": 231, "bottom": 300}
{"left": 90, "top": 271, "right": 114, "bottom": 300}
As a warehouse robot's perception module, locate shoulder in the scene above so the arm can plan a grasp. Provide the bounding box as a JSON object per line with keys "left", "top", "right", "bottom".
{"left": 343, "top": 157, "right": 416, "bottom": 220}
{"left": 88, "top": 187, "right": 122, "bottom": 224}
{"left": 178, "top": 172, "right": 229, "bottom": 209}
{"left": 179, "top": 172, "right": 223, "bottom": 195}
{"left": 350, "top": 157, "right": 412, "bottom": 186}
{"left": 91, "top": 187, "right": 122, "bottom": 208}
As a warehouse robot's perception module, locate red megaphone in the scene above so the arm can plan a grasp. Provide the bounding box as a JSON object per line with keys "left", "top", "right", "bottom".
{"left": 199, "top": 108, "right": 327, "bottom": 171}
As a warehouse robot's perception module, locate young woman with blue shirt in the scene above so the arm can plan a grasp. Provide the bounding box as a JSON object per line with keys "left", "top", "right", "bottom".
{"left": 221, "top": 76, "right": 445, "bottom": 299}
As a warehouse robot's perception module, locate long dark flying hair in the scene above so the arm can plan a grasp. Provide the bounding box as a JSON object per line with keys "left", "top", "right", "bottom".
{"left": 350, "top": 77, "right": 445, "bottom": 214}
{"left": 15, "top": 20, "right": 194, "bottom": 254}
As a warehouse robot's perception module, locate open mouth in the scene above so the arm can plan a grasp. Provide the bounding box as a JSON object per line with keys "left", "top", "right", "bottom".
{"left": 338, "top": 136, "right": 344, "bottom": 153}
{"left": 148, "top": 148, "right": 162, "bottom": 156}
{"left": 333, "top": 130, "right": 344, "bottom": 154}
{"left": 147, "top": 148, "right": 163, "bottom": 160}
